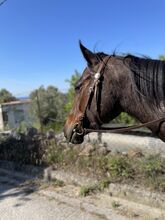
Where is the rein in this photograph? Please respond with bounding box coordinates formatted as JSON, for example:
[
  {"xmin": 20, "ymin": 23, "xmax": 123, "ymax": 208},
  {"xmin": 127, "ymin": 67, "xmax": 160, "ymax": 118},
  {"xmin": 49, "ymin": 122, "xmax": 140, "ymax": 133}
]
[
  {"xmin": 75, "ymin": 56, "xmax": 165, "ymax": 136},
  {"xmin": 84, "ymin": 117, "xmax": 165, "ymax": 134}
]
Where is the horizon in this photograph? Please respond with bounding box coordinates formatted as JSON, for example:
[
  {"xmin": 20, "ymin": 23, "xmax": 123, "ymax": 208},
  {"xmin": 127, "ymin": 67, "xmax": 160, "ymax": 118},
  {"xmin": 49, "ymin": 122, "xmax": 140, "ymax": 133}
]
[{"xmin": 0, "ymin": 0, "xmax": 165, "ymax": 97}]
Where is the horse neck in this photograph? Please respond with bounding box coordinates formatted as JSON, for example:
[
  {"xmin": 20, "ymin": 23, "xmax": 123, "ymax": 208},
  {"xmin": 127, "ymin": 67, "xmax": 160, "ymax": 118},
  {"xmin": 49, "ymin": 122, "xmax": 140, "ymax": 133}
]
[{"xmin": 120, "ymin": 84, "xmax": 162, "ymax": 124}]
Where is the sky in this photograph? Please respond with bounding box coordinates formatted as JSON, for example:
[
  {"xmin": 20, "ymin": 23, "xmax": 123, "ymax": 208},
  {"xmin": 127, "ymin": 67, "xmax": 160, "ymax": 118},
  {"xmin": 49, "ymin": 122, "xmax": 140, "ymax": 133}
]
[{"xmin": 0, "ymin": 0, "xmax": 165, "ymax": 97}]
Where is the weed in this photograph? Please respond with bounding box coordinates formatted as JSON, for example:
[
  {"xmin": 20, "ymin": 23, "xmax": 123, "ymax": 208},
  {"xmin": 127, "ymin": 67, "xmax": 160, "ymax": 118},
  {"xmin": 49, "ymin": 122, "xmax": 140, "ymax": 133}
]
[
  {"xmin": 51, "ymin": 178, "xmax": 65, "ymax": 187},
  {"xmin": 79, "ymin": 185, "xmax": 97, "ymax": 197},
  {"xmin": 140, "ymin": 155, "xmax": 165, "ymax": 178},
  {"xmin": 45, "ymin": 142, "xmax": 165, "ymax": 193},
  {"xmin": 111, "ymin": 200, "xmax": 121, "ymax": 208},
  {"xmin": 91, "ymin": 212, "xmax": 108, "ymax": 220},
  {"xmin": 97, "ymin": 179, "xmax": 110, "ymax": 191},
  {"xmin": 80, "ymin": 179, "xmax": 110, "ymax": 197},
  {"xmin": 106, "ymin": 155, "xmax": 134, "ymax": 179}
]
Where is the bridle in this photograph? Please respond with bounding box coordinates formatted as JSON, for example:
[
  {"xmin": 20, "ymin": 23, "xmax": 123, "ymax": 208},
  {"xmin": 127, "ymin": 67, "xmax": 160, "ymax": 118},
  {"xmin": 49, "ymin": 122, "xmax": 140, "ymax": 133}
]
[
  {"xmin": 73, "ymin": 56, "xmax": 165, "ymax": 137},
  {"xmin": 72, "ymin": 55, "xmax": 111, "ymax": 136}
]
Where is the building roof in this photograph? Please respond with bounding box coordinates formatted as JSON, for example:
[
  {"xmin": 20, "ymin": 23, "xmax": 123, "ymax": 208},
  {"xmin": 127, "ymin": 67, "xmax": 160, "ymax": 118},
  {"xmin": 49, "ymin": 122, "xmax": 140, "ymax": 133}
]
[{"xmin": 0, "ymin": 99, "xmax": 31, "ymax": 106}]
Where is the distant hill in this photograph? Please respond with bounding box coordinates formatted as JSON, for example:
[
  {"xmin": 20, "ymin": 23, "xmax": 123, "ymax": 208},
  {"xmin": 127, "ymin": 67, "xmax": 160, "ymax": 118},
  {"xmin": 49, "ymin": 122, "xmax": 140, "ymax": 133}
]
[{"xmin": 17, "ymin": 96, "xmax": 29, "ymax": 101}]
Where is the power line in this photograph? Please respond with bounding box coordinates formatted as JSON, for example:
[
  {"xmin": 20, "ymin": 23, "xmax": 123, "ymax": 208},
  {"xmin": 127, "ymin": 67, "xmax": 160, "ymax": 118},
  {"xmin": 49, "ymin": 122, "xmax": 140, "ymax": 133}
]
[{"xmin": 0, "ymin": 0, "xmax": 7, "ymax": 6}]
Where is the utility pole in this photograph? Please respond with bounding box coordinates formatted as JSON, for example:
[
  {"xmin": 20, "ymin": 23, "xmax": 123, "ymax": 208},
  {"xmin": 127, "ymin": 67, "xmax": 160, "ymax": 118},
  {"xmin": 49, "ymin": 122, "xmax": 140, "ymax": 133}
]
[{"xmin": 36, "ymin": 90, "xmax": 43, "ymax": 133}]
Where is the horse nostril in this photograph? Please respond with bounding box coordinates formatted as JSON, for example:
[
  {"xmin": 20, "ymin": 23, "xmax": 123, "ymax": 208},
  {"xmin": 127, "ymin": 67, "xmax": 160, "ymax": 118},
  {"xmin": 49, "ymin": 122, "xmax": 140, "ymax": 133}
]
[{"xmin": 63, "ymin": 123, "xmax": 75, "ymax": 142}]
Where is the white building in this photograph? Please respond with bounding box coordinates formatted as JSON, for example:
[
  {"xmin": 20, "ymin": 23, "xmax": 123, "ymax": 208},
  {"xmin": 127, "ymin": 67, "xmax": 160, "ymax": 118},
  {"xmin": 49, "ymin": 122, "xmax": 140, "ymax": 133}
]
[{"xmin": 0, "ymin": 99, "xmax": 32, "ymax": 130}]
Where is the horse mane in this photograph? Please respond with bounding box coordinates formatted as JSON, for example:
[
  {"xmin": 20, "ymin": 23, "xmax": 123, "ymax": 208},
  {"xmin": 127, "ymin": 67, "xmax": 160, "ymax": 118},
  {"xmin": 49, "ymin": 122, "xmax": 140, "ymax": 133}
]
[
  {"xmin": 124, "ymin": 55, "xmax": 165, "ymax": 105},
  {"xmin": 94, "ymin": 50, "xmax": 165, "ymax": 105}
]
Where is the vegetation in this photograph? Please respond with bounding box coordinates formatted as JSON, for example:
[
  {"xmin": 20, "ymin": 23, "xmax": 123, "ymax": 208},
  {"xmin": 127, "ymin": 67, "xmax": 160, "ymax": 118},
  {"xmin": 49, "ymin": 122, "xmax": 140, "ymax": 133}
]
[
  {"xmin": 29, "ymin": 85, "xmax": 67, "ymax": 132},
  {"xmin": 65, "ymin": 70, "xmax": 80, "ymax": 113},
  {"xmin": 0, "ymin": 127, "xmax": 164, "ymax": 193},
  {"xmin": 159, "ymin": 55, "xmax": 165, "ymax": 60},
  {"xmin": 27, "ymin": 71, "xmax": 80, "ymax": 132},
  {"xmin": 80, "ymin": 179, "xmax": 110, "ymax": 197},
  {"xmin": 111, "ymin": 201, "xmax": 121, "ymax": 208},
  {"xmin": 44, "ymin": 142, "xmax": 165, "ymax": 193},
  {"xmin": 0, "ymin": 133, "xmax": 46, "ymax": 165},
  {"xmin": 112, "ymin": 112, "xmax": 137, "ymax": 125},
  {"xmin": 0, "ymin": 89, "xmax": 17, "ymax": 103}
]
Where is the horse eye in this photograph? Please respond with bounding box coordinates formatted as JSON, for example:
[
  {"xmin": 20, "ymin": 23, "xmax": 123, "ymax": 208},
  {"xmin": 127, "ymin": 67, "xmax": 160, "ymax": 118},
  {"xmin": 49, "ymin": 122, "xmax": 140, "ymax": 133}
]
[
  {"xmin": 75, "ymin": 83, "xmax": 81, "ymax": 91},
  {"xmin": 75, "ymin": 86, "xmax": 80, "ymax": 92}
]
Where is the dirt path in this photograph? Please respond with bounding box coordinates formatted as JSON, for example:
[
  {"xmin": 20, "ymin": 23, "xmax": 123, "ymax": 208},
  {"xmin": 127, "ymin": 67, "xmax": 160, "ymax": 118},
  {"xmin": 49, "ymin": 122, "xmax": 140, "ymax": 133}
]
[
  {"xmin": 0, "ymin": 167, "xmax": 165, "ymax": 220},
  {"xmin": 40, "ymin": 184, "xmax": 165, "ymax": 220},
  {"xmin": 0, "ymin": 168, "xmax": 127, "ymax": 220}
]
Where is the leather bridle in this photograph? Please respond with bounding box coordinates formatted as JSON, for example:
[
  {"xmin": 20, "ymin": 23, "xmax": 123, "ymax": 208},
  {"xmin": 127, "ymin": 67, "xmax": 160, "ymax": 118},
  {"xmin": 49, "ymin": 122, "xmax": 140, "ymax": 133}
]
[
  {"xmin": 72, "ymin": 56, "xmax": 111, "ymax": 136},
  {"xmin": 73, "ymin": 55, "xmax": 165, "ymax": 136}
]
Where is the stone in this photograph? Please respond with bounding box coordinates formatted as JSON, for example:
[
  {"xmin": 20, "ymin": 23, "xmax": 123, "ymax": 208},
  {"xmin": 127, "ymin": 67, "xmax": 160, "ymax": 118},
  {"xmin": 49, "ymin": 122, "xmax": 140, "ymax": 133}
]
[
  {"xmin": 79, "ymin": 143, "xmax": 94, "ymax": 156},
  {"xmin": 26, "ymin": 127, "xmax": 38, "ymax": 137},
  {"xmin": 46, "ymin": 129, "xmax": 55, "ymax": 139},
  {"xmin": 128, "ymin": 148, "xmax": 143, "ymax": 158},
  {"xmin": 97, "ymin": 146, "xmax": 108, "ymax": 156}
]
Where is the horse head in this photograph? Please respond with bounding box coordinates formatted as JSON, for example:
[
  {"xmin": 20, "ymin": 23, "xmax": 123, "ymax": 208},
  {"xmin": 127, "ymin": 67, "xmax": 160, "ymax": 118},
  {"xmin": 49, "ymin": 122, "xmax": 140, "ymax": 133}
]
[{"xmin": 64, "ymin": 42, "xmax": 123, "ymax": 144}]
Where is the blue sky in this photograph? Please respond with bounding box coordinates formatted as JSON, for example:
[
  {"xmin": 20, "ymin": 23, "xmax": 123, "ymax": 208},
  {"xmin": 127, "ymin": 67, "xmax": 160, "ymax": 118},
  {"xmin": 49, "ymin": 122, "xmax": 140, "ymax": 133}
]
[{"xmin": 0, "ymin": 0, "xmax": 165, "ymax": 96}]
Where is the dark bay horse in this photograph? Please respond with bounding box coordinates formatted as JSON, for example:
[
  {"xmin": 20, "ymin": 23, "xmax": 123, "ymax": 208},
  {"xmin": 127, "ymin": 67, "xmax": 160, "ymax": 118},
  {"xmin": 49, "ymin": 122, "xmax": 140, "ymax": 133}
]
[{"xmin": 64, "ymin": 42, "xmax": 165, "ymax": 144}]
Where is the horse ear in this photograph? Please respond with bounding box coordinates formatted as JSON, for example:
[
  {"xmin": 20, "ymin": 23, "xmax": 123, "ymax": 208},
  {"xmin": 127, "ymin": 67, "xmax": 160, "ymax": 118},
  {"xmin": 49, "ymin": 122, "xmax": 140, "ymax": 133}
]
[{"xmin": 79, "ymin": 41, "xmax": 98, "ymax": 66}]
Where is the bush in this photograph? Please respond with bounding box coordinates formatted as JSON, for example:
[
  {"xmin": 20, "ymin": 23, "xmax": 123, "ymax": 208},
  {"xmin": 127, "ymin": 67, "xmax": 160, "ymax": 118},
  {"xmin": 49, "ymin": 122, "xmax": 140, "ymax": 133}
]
[
  {"xmin": 0, "ymin": 133, "xmax": 46, "ymax": 165},
  {"xmin": 106, "ymin": 155, "xmax": 134, "ymax": 179}
]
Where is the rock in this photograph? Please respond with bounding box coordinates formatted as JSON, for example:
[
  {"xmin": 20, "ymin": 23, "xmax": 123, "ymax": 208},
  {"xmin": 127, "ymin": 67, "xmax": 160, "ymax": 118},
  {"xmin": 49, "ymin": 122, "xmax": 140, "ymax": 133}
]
[
  {"xmin": 44, "ymin": 166, "xmax": 54, "ymax": 182},
  {"xmin": 10, "ymin": 131, "xmax": 22, "ymax": 140},
  {"xmin": 26, "ymin": 127, "xmax": 38, "ymax": 137},
  {"xmin": 79, "ymin": 143, "xmax": 95, "ymax": 156},
  {"xmin": 46, "ymin": 129, "xmax": 55, "ymax": 139},
  {"xmin": 128, "ymin": 148, "xmax": 143, "ymax": 158},
  {"xmin": 56, "ymin": 133, "xmax": 66, "ymax": 142},
  {"xmin": 60, "ymin": 142, "xmax": 69, "ymax": 149},
  {"xmin": 97, "ymin": 146, "xmax": 108, "ymax": 155},
  {"xmin": 97, "ymin": 133, "xmax": 102, "ymax": 143},
  {"xmin": 122, "ymin": 151, "xmax": 128, "ymax": 156},
  {"xmin": 72, "ymin": 144, "xmax": 82, "ymax": 151}
]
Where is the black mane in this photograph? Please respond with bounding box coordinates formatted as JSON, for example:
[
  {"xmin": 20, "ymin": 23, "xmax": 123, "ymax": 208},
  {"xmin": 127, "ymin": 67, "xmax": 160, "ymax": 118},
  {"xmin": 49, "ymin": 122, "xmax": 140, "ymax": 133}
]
[
  {"xmin": 95, "ymin": 50, "xmax": 165, "ymax": 105},
  {"xmin": 124, "ymin": 55, "xmax": 165, "ymax": 105}
]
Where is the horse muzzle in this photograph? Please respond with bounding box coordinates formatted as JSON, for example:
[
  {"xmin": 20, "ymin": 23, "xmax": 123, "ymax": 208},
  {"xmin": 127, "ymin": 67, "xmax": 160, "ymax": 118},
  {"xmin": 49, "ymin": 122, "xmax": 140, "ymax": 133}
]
[{"xmin": 63, "ymin": 122, "xmax": 85, "ymax": 144}]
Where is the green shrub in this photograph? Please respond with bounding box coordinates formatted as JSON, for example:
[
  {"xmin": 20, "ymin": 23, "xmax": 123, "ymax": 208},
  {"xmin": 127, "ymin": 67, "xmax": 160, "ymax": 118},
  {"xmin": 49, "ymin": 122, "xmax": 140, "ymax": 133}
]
[
  {"xmin": 140, "ymin": 155, "xmax": 165, "ymax": 178},
  {"xmin": 106, "ymin": 155, "xmax": 134, "ymax": 179}
]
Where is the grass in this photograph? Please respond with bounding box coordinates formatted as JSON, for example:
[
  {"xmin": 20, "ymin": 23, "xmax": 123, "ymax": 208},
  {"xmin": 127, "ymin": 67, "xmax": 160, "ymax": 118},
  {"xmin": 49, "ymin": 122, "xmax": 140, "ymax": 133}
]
[
  {"xmin": 111, "ymin": 201, "xmax": 121, "ymax": 208},
  {"xmin": 79, "ymin": 179, "xmax": 111, "ymax": 197},
  {"xmin": 50, "ymin": 178, "xmax": 65, "ymax": 188},
  {"xmin": 91, "ymin": 212, "xmax": 108, "ymax": 220},
  {"xmin": 44, "ymin": 143, "xmax": 165, "ymax": 193},
  {"xmin": 79, "ymin": 185, "xmax": 97, "ymax": 197}
]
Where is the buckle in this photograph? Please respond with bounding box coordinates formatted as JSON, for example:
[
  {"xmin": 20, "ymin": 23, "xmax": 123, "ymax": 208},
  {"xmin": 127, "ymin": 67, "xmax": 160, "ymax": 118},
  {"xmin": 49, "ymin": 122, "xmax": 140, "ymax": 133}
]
[
  {"xmin": 73, "ymin": 123, "xmax": 84, "ymax": 136},
  {"xmin": 94, "ymin": 72, "xmax": 101, "ymax": 79}
]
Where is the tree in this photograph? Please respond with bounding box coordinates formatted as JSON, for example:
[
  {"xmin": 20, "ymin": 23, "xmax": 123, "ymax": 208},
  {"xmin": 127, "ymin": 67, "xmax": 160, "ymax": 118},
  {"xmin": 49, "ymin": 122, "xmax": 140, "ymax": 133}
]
[
  {"xmin": 0, "ymin": 89, "xmax": 17, "ymax": 103},
  {"xmin": 30, "ymin": 85, "xmax": 66, "ymax": 131},
  {"xmin": 65, "ymin": 70, "xmax": 80, "ymax": 113},
  {"xmin": 159, "ymin": 55, "xmax": 165, "ymax": 60}
]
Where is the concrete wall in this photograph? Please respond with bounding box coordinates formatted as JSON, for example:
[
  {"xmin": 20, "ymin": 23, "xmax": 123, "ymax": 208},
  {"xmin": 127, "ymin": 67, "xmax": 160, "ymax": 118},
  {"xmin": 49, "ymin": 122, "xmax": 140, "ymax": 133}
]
[
  {"xmin": 86, "ymin": 132, "xmax": 165, "ymax": 157},
  {"xmin": 0, "ymin": 101, "xmax": 31, "ymax": 130}
]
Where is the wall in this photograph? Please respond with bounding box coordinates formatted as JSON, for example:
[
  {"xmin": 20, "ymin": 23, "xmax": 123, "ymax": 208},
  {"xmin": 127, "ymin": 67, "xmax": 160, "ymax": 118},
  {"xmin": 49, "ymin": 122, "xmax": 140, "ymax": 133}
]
[{"xmin": 0, "ymin": 101, "xmax": 31, "ymax": 130}]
